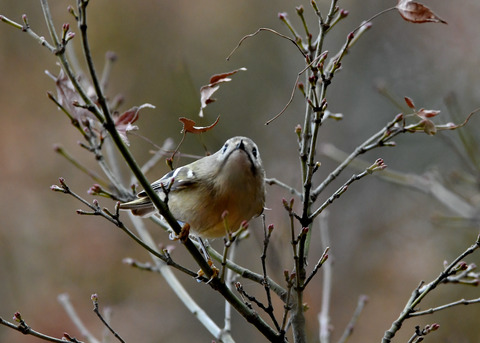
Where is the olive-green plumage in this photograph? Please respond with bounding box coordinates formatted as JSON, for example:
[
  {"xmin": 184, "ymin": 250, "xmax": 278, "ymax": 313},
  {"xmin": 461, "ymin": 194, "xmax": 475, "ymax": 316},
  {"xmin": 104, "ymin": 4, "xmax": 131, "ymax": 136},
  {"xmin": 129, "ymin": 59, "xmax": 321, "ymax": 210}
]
[{"xmin": 119, "ymin": 136, "xmax": 265, "ymax": 238}]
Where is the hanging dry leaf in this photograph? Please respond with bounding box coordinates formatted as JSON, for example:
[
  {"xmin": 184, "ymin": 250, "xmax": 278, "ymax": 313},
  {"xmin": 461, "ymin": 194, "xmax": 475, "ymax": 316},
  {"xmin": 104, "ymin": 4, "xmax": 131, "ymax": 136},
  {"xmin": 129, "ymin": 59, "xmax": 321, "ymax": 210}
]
[
  {"xmin": 199, "ymin": 68, "xmax": 247, "ymax": 117},
  {"xmin": 52, "ymin": 69, "xmax": 95, "ymax": 122},
  {"xmin": 179, "ymin": 115, "xmax": 220, "ymax": 134},
  {"xmin": 114, "ymin": 103, "xmax": 155, "ymax": 145},
  {"xmin": 396, "ymin": 0, "xmax": 447, "ymax": 24}
]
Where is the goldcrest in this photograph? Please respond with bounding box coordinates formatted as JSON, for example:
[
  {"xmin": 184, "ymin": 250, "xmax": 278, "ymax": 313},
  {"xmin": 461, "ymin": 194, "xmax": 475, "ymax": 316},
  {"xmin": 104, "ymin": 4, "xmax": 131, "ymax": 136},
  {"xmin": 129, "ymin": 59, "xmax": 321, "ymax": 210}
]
[{"xmin": 120, "ymin": 136, "xmax": 265, "ymax": 238}]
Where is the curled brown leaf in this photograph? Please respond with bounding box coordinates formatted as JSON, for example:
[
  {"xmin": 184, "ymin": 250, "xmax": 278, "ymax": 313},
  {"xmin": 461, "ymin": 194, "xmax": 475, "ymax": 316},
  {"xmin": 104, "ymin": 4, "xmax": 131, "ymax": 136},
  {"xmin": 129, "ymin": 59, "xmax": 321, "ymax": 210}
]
[
  {"xmin": 396, "ymin": 0, "xmax": 447, "ymax": 24},
  {"xmin": 199, "ymin": 68, "xmax": 246, "ymax": 117},
  {"xmin": 114, "ymin": 103, "xmax": 155, "ymax": 145},
  {"xmin": 179, "ymin": 115, "xmax": 220, "ymax": 134}
]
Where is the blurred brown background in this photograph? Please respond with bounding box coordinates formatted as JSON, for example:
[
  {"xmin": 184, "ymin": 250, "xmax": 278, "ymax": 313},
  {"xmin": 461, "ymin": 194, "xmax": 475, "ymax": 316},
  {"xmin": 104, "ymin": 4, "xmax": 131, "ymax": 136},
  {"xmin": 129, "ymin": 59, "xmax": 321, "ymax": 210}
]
[{"xmin": 1, "ymin": 0, "xmax": 479, "ymax": 342}]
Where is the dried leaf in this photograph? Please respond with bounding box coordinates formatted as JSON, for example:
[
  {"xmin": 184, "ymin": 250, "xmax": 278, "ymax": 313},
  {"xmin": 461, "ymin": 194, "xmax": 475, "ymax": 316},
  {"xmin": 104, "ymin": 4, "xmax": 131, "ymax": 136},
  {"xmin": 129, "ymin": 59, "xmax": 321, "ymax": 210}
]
[
  {"xmin": 396, "ymin": 0, "xmax": 447, "ymax": 24},
  {"xmin": 199, "ymin": 67, "xmax": 246, "ymax": 117},
  {"xmin": 179, "ymin": 115, "xmax": 220, "ymax": 134},
  {"xmin": 417, "ymin": 108, "xmax": 440, "ymax": 119},
  {"xmin": 404, "ymin": 96, "xmax": 416, "ymax": 109},
  {"xmin": 52, "ymin": 69, "xmax": 95, "ymax": 122},
  {"xmin": 115, "ymin": 103, "xmax": 155, "ymax": 145}
]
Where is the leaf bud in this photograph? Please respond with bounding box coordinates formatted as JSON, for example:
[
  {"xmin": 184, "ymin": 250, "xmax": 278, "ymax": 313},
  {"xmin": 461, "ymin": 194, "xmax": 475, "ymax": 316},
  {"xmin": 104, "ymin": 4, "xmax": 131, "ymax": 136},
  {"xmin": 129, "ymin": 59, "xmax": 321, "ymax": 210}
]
[
  {"xmin": 268, "ymin": 224, "xmax": 274, "ymax": 233},
  {"xmin": 278, "ymin": 12, "xmax": 287, "ymax": 21},
  {"xmin": 13, "ymin": 312, "xmax": 22, "ymax": 322},
  {"xmin": 394, "ymin": 113, "xmax": 404, "ymax": 122},
  {"xmin": 295, "ymin": 124, "xmax": 302, "ymax": 135}
]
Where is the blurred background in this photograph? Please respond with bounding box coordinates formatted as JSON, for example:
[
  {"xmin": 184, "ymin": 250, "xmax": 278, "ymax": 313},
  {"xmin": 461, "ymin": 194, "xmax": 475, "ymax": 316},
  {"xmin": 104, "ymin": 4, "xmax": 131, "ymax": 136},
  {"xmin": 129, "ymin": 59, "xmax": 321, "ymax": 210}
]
[{"xmin": 1, "ymin": 0, "xmax": 479, "ymax": 342}]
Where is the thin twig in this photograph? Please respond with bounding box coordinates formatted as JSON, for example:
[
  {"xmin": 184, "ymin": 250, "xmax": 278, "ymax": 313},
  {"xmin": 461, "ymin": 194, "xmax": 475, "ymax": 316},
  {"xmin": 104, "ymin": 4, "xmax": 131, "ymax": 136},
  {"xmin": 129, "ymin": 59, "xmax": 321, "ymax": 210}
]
[
  {"xmin": 310, "ymin": 158, "xmax": 386, "ymax": 221},
  {"xmin": 319, "ymin": 143, "xmax": 477, "ymax": 218},
  {"xmin": 337, "ymin": 295, "xmax": 368, "ymax": 343},
  {"xmin": 382, "ymin": 234, "xmax": 480, "ymax": 343},
  {"xmin": 265, "ymin": 178, "xmax": 302, "ymax": 198},
  {"xmin": 265, "ymin": 54, "xmax": 325, "ymax": 125},
  {"xmin": 409, "ymin": 297, "xmax": 480, "ymax": 317},
  {"xmin": 91, "ymin": 295, "xmax": 126, "ymax": 343},
  {"xmin": 0, "ymin": 315, "xmax": 82, "ymax": 343},
  {"xmin": 226, "ymin": 27, "xmax": 306, "ymax": 61},
  {"xmin": 58, "ymin": 293, "xmax": 100, "ymax": 343},
  {"xmin": 303, "ymin": 247, "xmax": 329, "ymax": 289},
  {"xmin": 312, "ymin": 114, "xmax": 402, "ymax": 198},
  {"xmin": 51, "ymin": 178, "xmax": 200, "ymax": 278},
  {"xmin": 261, "ymin": 218, "xmax": 281, "ymax": 331},
  {"xmin": 0, "ymin": 14, "xmax": 56, "ymax": 52},
  {"xmin": 206, "ymin": 243, "xmax": 288, "ymax": 301},
  {"xmin": 54, "ymin": 145, "xmax": 110, "ymax": 188}
]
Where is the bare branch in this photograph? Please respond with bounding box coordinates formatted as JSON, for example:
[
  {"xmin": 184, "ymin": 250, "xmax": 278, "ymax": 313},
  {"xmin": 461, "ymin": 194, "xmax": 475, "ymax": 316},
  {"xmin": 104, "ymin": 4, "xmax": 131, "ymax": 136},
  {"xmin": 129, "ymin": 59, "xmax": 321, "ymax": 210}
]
[{"xmin": 409, "ymin": 297, "xmax": 480, "ymax": 317}]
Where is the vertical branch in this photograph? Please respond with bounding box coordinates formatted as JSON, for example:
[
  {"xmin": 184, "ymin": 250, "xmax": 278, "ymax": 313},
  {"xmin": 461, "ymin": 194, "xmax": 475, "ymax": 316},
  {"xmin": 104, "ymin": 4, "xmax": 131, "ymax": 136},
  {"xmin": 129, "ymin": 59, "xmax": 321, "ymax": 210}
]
[
  {"xmin": 318, "ymin": 211, "xmax": 332, "ymax": 343},
  {"xmin": 223, "ymin": 242, "xmax": 236, "ymax": 334},
  {"xmin": 293, "ymin": 2, "xmax": 341, "ymax": 341},
  {"xmin": 260, "ymin": 220, "xmax": 281, "ymax": 332}
]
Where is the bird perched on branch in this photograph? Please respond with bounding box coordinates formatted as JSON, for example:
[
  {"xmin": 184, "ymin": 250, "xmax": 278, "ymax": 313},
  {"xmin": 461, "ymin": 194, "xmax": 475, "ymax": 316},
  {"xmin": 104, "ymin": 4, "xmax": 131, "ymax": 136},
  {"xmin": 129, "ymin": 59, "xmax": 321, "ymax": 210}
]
[{"xmin": 120, "ymin": 136, "xmax": 265, "ymax": 238}]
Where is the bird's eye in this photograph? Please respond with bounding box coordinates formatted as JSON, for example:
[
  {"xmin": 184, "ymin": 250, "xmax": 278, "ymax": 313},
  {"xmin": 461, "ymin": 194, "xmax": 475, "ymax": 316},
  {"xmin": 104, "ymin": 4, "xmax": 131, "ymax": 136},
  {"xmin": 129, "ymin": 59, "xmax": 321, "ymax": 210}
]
[
  {"xmin": 251, "ymin": 147, "xmax": 258, "ymax": 158},
  {"xmin": 222, "ymin": 143, "xmax": 228, "ymax": 153}
]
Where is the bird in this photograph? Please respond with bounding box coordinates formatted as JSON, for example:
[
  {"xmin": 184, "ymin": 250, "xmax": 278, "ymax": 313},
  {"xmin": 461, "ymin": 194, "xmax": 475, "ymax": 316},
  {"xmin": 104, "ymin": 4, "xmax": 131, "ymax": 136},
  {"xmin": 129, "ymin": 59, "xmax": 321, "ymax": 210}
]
[{"xmin": 119, "ymin": 136, "xmax": 265, "ymax": 238}]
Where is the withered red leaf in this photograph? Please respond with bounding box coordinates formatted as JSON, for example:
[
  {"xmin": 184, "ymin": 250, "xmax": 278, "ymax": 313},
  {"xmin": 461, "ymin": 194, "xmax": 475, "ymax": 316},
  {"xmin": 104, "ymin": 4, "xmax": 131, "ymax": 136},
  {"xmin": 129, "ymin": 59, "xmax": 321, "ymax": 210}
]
[
  {"xmin": 52, "ymin": 69, "xmax": 95, "ymax": 122},
  {"xmin": 179, "ymin": 115, "xmax": 220, "ymax": 134},
  {"xmin": 396, "ymin": 0, "xmax": 447, "ymax": 24},
  {"xmin": 199, "ymin": 67, "xmax": 246, "ymax": 117},
  {"xmin": 404, "ymin": 96, "xmax": 416, "ymax": 109},
  {"xmin": 114, "ymin": 103, "xmax": 155, "ymax": 145},
  {"xmin": 209, "ymin": 68, "xmax": 246, "ymax": 84},
  {"xmin": 417, "ymin": 108, "xmax": 440, "ymax": 118}
]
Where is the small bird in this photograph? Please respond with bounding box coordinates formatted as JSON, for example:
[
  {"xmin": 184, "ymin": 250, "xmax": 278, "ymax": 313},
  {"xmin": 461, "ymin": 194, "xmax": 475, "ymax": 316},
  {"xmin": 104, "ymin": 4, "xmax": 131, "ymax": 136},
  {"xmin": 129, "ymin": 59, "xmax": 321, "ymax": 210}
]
[{"xmin": 120, "ymin": 136, "xmax": 266, "ymax": 238}]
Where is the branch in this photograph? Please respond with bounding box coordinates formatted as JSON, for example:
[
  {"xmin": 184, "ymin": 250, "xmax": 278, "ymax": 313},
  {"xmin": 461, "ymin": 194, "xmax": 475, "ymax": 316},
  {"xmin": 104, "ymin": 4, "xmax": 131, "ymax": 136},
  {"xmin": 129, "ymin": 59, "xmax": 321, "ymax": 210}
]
[
  {"xmin": 318, "ymin": 211, "xmax": 332, "ymax": 343},
  {"xmin": 310, "ymin": 158, "xmax": 387, "ymax": 221},
  {"xmin": 206, "ymin": 242, "xmax": 288, "ymax": 301},
  {"xmin": 91, "ymin": 294, "xmax": 125, "ymax": 343},
  {"xmin": 337, "ymin": 295, "xmax": 368, "ymax": 343},
  {"xmin": 128, "ymin": 214, "xmax": 235, "ymax": 343},
  {"xmin": 382, "ymin": 234, "xmax": 480, "ymax": 343},
  {"xmin": 266, "ymin": 177, "xmax": 302, "ymax": 198},
  {"xmin": 409, "ymin": 297, "xmax": 480, "ymax": 317},
  {"xmin": 226, "ymin": 27, "xmax": 306, "ymax": 61},
  {"xmin": 51, "ymin": 178, "xmax": 201, "ymax": 278},
  {"xmin": 0, "ymin": 14, "xmax": 56, "ymax": 52},
  {"xmin": 260, "ymin": 221, "xmax": 281, "ymax": 331},
  {"xmin": 407, "ymin": 323, "xmax": 440, "ymax": 343},
  {"xmin": 312, "ymin": 114, "xmax": 402, "ymax": 198},
  {"xmin": 0, "ymin": 313, "xmax": 83, "ymax": 343},
  {"xmin": 319, "ymin": 143, "xmax": 477, "ymax": 218},
  {"xmin": 58, "ymin": 294, "xmax": 99, "ymax": 343}
]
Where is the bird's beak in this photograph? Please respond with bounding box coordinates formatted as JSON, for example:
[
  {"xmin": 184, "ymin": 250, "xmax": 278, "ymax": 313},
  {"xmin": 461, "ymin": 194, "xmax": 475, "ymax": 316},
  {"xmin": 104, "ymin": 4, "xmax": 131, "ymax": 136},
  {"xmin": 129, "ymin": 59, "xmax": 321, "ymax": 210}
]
[{"xmin": 237, "ymin": 139, "xmax": 245, "ymax": 151}]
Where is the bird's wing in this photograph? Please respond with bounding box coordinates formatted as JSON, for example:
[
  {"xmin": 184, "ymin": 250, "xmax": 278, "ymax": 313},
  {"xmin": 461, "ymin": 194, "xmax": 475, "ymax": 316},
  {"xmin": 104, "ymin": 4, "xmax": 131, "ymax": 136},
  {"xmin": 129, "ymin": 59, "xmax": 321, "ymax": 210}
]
[{"xmin": 137, "ymin": 165, "xmax": 199, "ymax": 197}]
